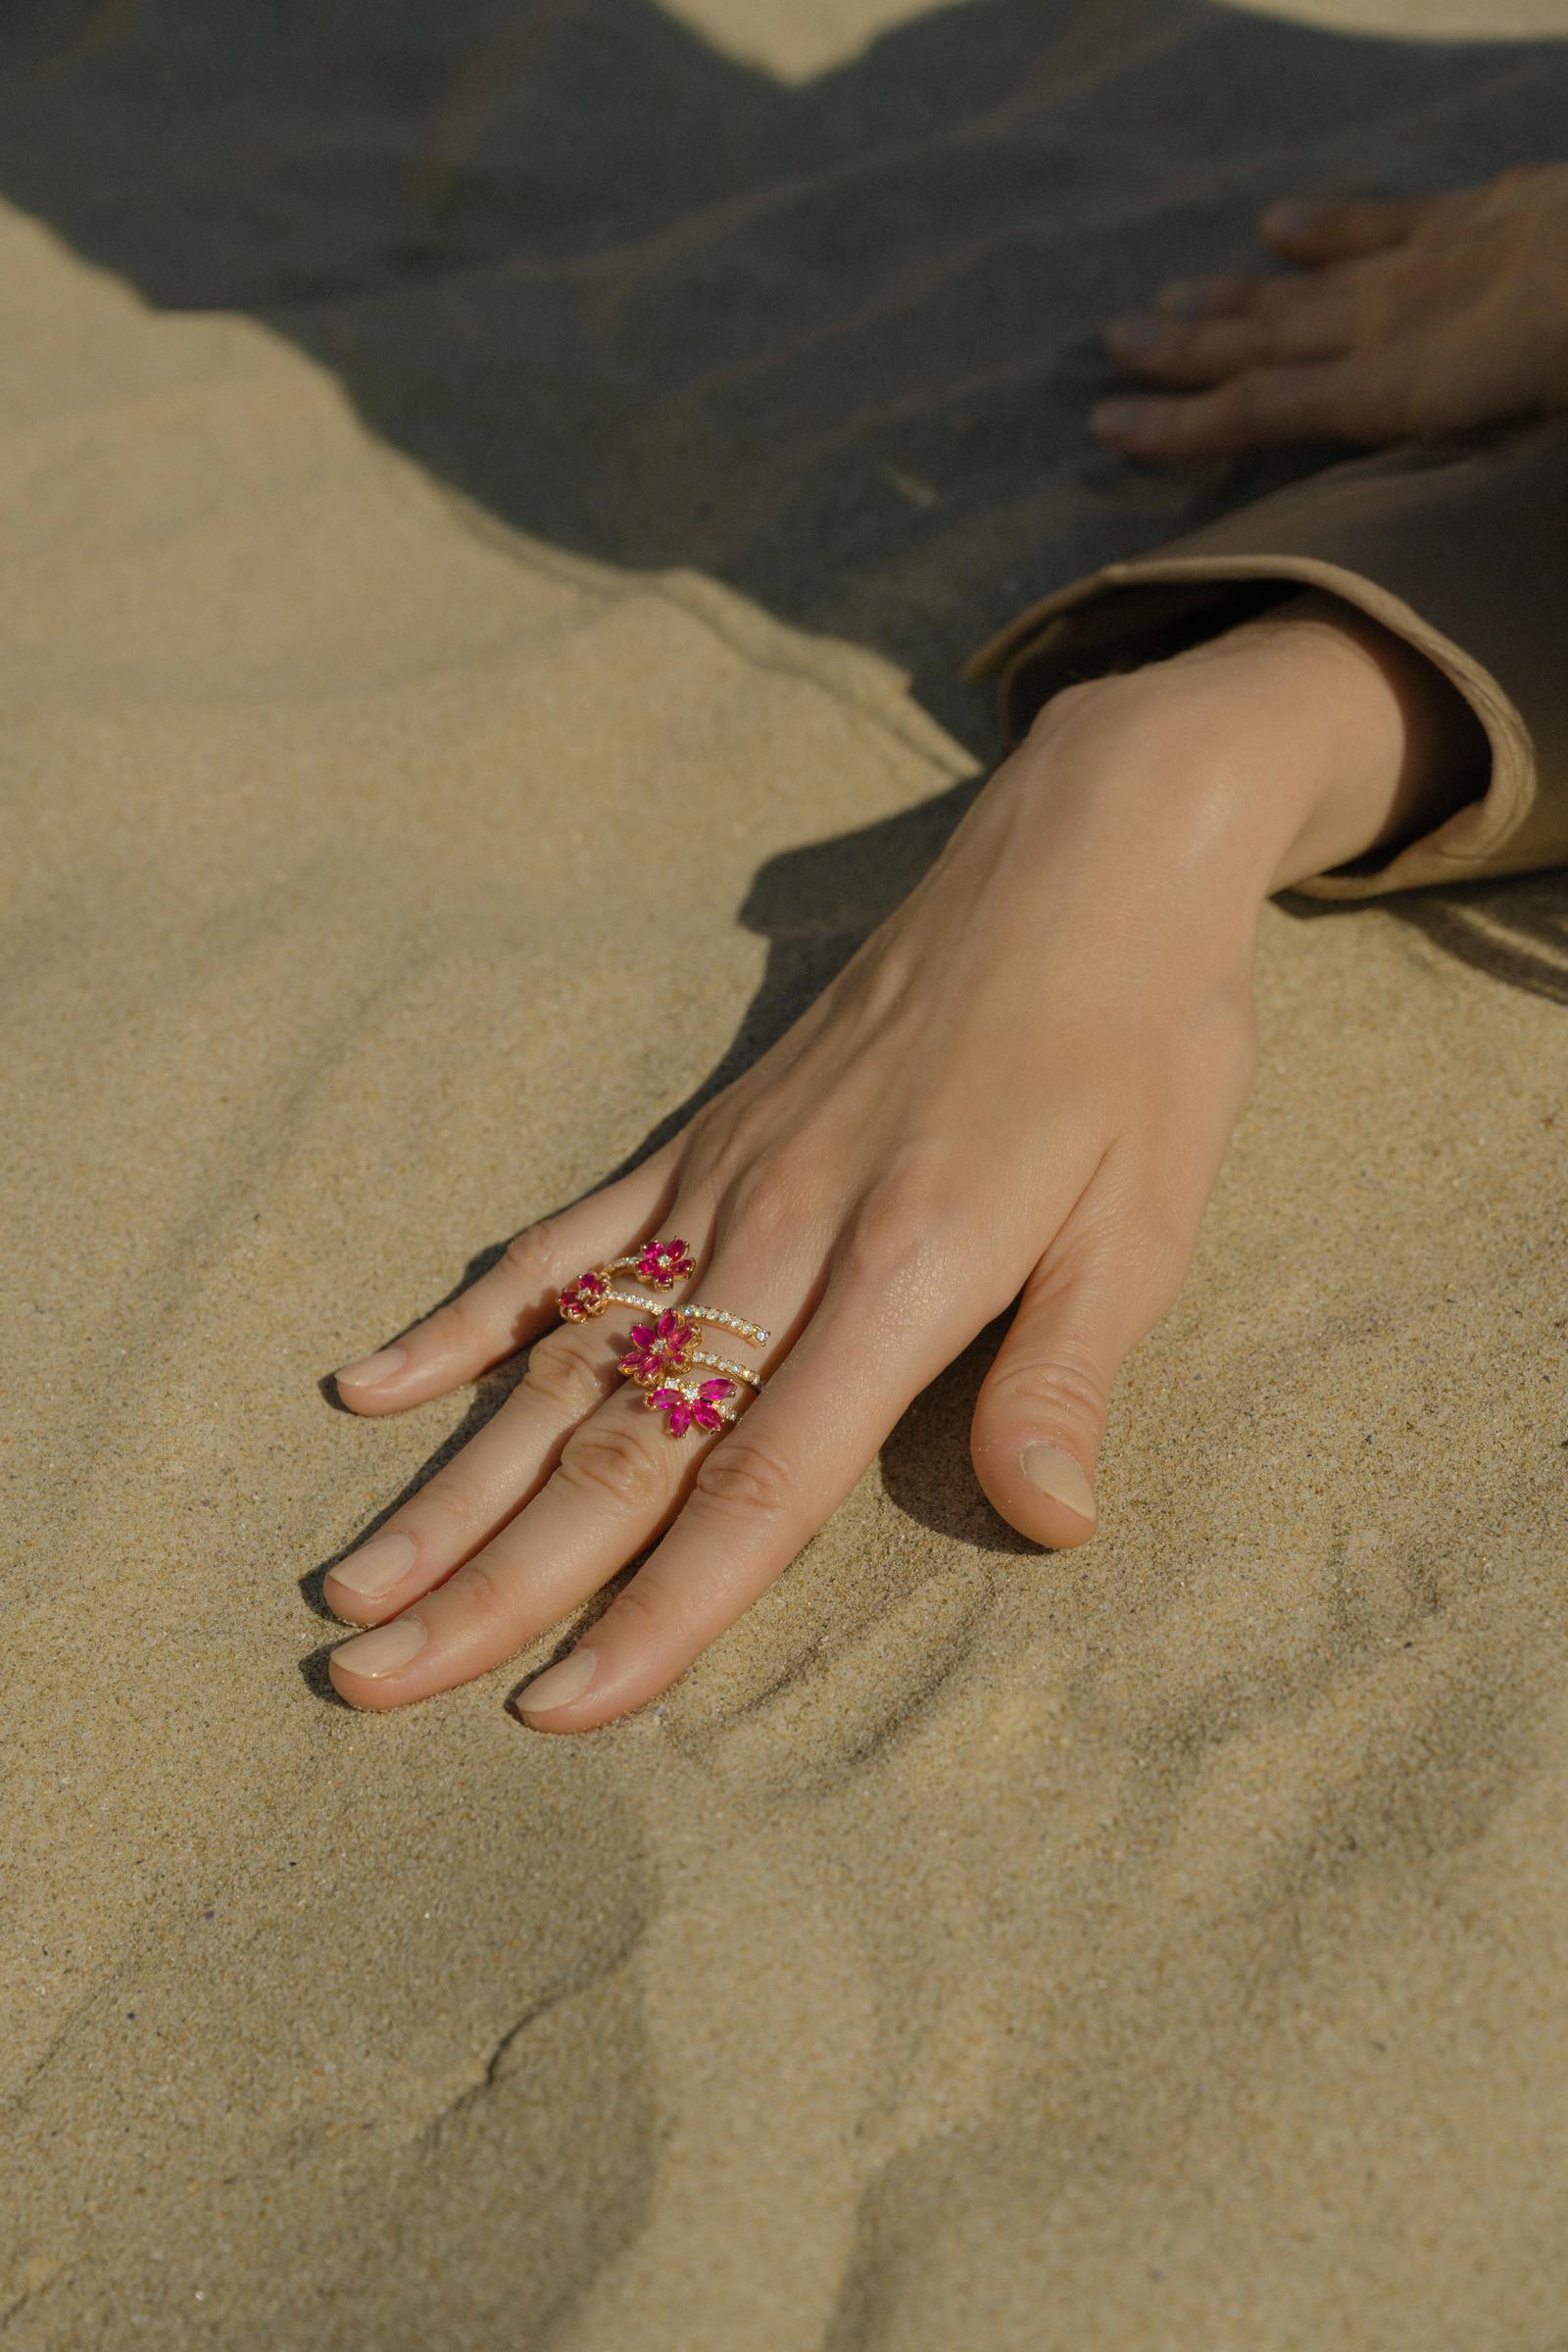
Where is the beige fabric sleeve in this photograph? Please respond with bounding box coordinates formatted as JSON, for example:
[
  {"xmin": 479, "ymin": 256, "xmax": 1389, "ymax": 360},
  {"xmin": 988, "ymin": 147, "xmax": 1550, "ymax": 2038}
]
[{"xmin": 962, "ymin": 422, "xmax": 1568, "ymax": 899}]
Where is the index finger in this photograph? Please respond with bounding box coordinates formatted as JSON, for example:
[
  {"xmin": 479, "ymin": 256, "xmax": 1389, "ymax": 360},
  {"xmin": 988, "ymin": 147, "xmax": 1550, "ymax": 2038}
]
[{"xmin": 332, "ymin": 1145, "xmax": 681, "ymax": 1413}]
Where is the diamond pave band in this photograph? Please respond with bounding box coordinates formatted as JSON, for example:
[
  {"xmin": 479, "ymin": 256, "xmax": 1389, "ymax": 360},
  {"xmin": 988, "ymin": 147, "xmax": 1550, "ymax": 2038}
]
[{"xmin": 556, "ymin": 1238, "xmax": 770, "ymax": 1438}]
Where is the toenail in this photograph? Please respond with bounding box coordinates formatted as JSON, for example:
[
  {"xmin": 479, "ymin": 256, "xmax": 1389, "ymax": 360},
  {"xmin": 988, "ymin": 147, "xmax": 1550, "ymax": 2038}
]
[
  {"xmin": 336, "ymin": 1345, "xmax": 408, "ymax": 1390},
  {"xmin": 516, "ymin": 1648, "xmax": 599, "ymax": 1718},
  {"xmin": 333, "ymin": 1615, "xmax": 427, "ymax": 1679},
  {"xmin": 1109, "ymin": 313, "xmax": 1162, "ymax": 353},
  {"xmin": 1019, "ymin": 1444, "xmax": 1097, "ymax": 1522},
  {"xmin": 329, "ymin": 1528, "xmax": 416, "ymax": 1600}
]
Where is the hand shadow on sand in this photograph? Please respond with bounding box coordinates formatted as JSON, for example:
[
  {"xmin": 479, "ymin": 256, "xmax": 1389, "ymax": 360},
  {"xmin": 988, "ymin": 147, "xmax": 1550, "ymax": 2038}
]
[
  {"xmin": 1285, "ymin": 865, "xmax": 1568, "ymax": 1004},
  {"xmin": 9, "ymin": 0, "xmax": 1567, "ymax": 1004},
  {"xmin": 9, "ymin": 0, "xmax": 1567, "ymax": 979},
  {"xmin": 10, "ymin": 0, "xmax": 1561, "ymax": 1653},
  {"xmin": 6, "ymin": 0, "xmax": 1568, "ymax": 741}
]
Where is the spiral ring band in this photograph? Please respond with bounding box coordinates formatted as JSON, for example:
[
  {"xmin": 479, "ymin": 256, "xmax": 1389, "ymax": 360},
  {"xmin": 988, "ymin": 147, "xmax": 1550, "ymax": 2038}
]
[{"xmin": 556, "ymin": 1237, "xmax": 770, "ymax": 1438}]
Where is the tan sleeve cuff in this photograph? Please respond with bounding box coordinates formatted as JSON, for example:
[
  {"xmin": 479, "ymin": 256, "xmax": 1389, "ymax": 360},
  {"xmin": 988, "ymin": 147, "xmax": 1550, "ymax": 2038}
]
[{"xmin": 962, "ymin": 424, "xmax": 1568, "ymax": 899}]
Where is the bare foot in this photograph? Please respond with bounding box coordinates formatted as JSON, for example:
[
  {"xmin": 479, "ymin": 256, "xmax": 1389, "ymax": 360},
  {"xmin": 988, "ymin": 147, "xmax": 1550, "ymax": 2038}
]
[{"xmin": 1093, "ymin": 163, "xmax": 1568, "ymax": 462}]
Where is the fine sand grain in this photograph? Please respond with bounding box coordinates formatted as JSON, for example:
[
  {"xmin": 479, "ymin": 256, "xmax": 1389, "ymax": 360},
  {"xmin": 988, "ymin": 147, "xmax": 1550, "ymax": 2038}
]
[{"xmin": 4, "ymin": 4, "xmax": 1567, "ymax": 2345}]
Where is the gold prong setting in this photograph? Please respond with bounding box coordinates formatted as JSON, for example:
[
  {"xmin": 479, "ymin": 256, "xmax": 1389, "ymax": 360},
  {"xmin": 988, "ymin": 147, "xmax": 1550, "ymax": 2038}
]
[{"xmin": 556, "ymin": 1237, "xmax": 772, "ymax": 1438}]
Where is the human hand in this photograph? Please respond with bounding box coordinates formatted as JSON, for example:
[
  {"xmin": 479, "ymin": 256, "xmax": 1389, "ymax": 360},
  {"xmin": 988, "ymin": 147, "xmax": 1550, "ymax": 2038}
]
[
  {"xmin": 321, "ymin": 598, "xmax": 1459, "ymax": 1731},
  {"xmin": 1094, "ymin": 163, "xmax": 1568, "ymax": 462}
]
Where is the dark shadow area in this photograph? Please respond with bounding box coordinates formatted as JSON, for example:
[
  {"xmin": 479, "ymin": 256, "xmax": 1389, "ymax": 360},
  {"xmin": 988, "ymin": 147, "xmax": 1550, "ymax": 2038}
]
[
  {"xmin": 1386, "ymin": 868, "xmax": 1568, "ymax": 1003},
  {"xmin": 1283, "ymin": 864, "xmax": 1568, "ymax": 1003},
  {"xmin": 5, "ymin": 0, "xmax": 1567, "ymax": 740},
  {"xmin": 879, "ymin": 1311, "xmax": 1044, "ymax": 1550},
  {"xmin": 9, "ymin": 3, "xmax": 1568, "ymax": 1020}
]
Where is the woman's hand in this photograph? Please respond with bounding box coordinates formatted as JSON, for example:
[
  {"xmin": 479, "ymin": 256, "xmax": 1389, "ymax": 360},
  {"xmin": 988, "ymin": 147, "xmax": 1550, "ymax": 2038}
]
[
  {"xmin": 1094, "ymin": 163, "xmax": 1568, "ymax": 462},
  {"xmin": 321, "ymin": 596, "xmax": 1468, "ymax": 1732}
]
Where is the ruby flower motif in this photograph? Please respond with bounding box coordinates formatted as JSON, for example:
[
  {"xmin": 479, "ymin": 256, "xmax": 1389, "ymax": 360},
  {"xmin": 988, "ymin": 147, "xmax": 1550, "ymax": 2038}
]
[
  {"xmin": 634, "ymin": 1235, "xmax": 697, "ymax": 1289},
  {"xmin": 646, "ymin": 1377, "xmax": 736, "ymax": 1437},
  {"xmin": 558, "ymin": 1269, "xmax": 609, "ymax": 1320},
  {"xmin": 617, "ymin": 1310, "xmax": 695, "ymax": 1386}
]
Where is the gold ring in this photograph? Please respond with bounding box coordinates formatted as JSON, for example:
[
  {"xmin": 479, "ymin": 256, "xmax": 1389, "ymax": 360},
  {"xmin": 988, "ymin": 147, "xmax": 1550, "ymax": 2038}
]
[{"xmin": 557, "ymin": 1237, "xmax": 770, "ymax": 1438}]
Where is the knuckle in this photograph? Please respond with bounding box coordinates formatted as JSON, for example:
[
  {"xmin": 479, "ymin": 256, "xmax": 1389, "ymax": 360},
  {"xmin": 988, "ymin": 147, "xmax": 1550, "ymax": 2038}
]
[
  {"xmin": 556, "ymin": 1415, "xmax": 665, "ymax": 1509},
  {"xmin": 521, "ymin": 1331, "xmax": 608, "ymax": 1418},
  {"xmin": 419, "ymin": 1291, "xmax": 501, "ymax": 1361},
  {"xmin": 449, "ymin": 1550, "xmax": 514, "ymax": 1637},
  {"xmin": 601, "ymin": 1570, "xmax": 683, "ymax": 1655},
  {"xmin": 993, "ymin": 1341, "xmax": 1112, "ymax": 1442},
  {"xmin": 504, "ymin": 1219, "xmax": 560, "ymax": 1286},
  {"xmin": 841, "ymin": 1163, "xmax": 949, "ymax": 1288},
  {"xmin": 405, "ymin": 1461, "xmax": 487, "ymax": 1542},
  {"xmin": 419, "ymin": 1296, "xmax": 470, "ymax": 1349},
  {"xmin": 728, "ymin": 1152, "xmax": 817, "ymax": 1252},
  {"xmin": 691, "ymin": 1431, "xmax": 794, "ymax": 1522}
]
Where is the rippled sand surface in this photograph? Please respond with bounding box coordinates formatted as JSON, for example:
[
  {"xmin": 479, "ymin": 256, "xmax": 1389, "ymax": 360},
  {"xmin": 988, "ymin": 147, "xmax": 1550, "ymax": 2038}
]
[{"xmin": 4, "ymin": 3, "xmax": 1567, "ymax": 2344}]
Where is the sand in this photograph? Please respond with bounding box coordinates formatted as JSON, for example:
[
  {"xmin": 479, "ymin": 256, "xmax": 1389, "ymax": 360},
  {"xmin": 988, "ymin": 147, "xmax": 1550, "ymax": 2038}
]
[{"xmin": 4, "ymin": 2, "xmax": 1567, "ymax": 2345}]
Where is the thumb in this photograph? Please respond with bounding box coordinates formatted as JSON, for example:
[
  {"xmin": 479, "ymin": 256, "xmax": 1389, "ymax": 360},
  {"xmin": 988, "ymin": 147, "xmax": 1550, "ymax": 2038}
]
[{"xmin": 970, "ymin": 1219, "xmax": 1181, "ymax": 1549}]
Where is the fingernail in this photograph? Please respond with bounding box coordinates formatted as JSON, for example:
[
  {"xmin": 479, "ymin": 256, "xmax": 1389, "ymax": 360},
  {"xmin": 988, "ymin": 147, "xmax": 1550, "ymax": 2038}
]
[
  {"xmin": 329, "ymin": 1528, "xmax": 416, "ymax": 1599},
  {"xmin": 1090, "ymin": 399, "xmax": 1149, "ymax": 441},
  {"xmin": 336, "ymin": 1345, "xmax": 407, "ymax": 1390},
  {"xmin": 333, "ymin": 1615, "xmax": 427, "ymax": 1679},
  {"xmin": 1019, "ymin": 1444, "xmax": 1097, "ymax": 1522},
  {"xmin": 517, "ymin": 1648, "xmax": 599, "ymax": 1717},
  {"xmin": 1108, "ymin": 312, "xmax": 1161, "ymax": 353}
]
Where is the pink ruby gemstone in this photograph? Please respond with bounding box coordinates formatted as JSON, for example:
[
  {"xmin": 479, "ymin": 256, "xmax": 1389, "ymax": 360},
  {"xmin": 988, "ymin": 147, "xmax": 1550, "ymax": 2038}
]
[
  {"xmin": 665, "ymin": 1403, "xmax": 693, "ymax": 1436},
  {"xmin": 698, "ymin": 1378, "xmax": 735, "ymax": 1400}
]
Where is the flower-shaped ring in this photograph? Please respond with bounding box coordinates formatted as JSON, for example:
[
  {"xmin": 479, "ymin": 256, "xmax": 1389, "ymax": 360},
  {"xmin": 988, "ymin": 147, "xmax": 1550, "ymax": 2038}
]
[{"xmin": 554, "ymin": 1237, "xmax": 771, "ymax": 1438}]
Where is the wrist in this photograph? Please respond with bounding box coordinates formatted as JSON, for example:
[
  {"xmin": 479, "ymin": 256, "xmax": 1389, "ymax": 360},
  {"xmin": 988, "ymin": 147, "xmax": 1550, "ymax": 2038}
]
[{"xmin": 1017, "ymin": 589, "xmax": 1486, "ymax": 901}]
